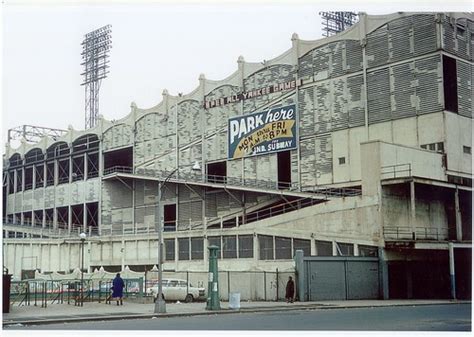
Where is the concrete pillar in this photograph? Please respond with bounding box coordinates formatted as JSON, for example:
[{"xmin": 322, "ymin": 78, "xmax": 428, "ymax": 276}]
[
  {"xmin": 310, "ymin": 238, "xmax": 316, "ymax": 256},
  {"xmin": 332, "ymin": 241, "xmax": 338, "ymax": 256},
  {"xmin": 410, "ymin": 180, "xmax": 416, "ymax": 240},
  {"xmin": 449, "ymin": 242, "xmax": 456, "ymax": 299},
  {"xmin": 354, "ymin": 244, "xmax": 359, "ymax": 256},
  {"xmin": 121, "ymin": 240, "xmax": 125, "ymax": 271},
  {"xmin": 455, "ymin": 188, "xmax": 462, "ymax": 241},
  {"xmin": 378, "ymin": 247, "xmax": 389, "ymax": 300},
  {"xmin": 294, "ymin": 250, "xmax": 305, "ymax": 301}
]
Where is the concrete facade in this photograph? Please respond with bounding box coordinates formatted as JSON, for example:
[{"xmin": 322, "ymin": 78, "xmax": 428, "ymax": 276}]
[{"xmin": 3, "ymin": 12, "xmax": 472, "ymax": 299}]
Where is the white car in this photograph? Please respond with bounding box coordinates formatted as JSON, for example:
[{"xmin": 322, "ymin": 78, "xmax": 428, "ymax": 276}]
[{"xmin": 147, "ymin": 279, "xmax": 205, "ymax": 303}]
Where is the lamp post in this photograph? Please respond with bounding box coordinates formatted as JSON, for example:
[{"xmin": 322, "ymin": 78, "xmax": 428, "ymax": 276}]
[
  {"xmin": 79, "ymin": 232, "xmax": 86, "ymax": 307},
  {"xmin": 154, "ymin": 163, "xmax": 201, "ymax": 314}
]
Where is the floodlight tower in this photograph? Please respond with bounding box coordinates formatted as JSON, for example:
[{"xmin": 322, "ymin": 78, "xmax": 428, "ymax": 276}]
[
  {"xmin": 319, "ymin": 12, "xmax": 358, "ymax": 37},
  {"xmin": 81, "ymin": 25, "xmax": 112, "ymax": 129}
]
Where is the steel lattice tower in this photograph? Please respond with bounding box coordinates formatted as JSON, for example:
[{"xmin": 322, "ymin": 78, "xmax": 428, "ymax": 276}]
[
  {"xmin": 81, "ymin": 25, "xmax": 112, "ymax": 129},
  {"xmin": 319, "ymin": 12, "xmax": 359, "ymax": 37}
]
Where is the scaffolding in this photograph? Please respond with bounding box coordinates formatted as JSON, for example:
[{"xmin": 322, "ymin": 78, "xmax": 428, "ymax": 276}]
[{"xmin": 7, "ymin": 125, "xmax": 67, "ymax": 144}]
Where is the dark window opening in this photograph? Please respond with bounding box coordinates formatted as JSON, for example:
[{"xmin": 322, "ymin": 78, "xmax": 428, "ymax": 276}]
[
  {"xmin": 191, "ymin": 237, "xmax": 204, "ymax": 260},
  {"xmin": 165, "ymin": 239, "xmax": 175, "ymax": 261},
  {"xmin": 45, "ymin": 208, "xmax": 54, "ymax": 228},
  {"xmin": 463, "ymin": 146, "xmax": 471, "ymax": 154},
  {"xmin": 72, "ymin": 134, "xmax": 99, "ymax": 153},
  {"xmin": 277, "ymin": 150, "xmax": 292, "ymax": 189},
  {"xmin": 25, "ymin": 148, "xmax": 44, "ymax": 164},
  {"xmin": 338, "ymin": 157, "xmax": 346, "ymax": 165},
  {"xmin": 164, "ymin": 204, "xmax": 176, "ymax": 231},
  {"xmin": 258, "ymin": 235, "xmax": 274, "ymax": 260},
  {"xmin": 46, "ymin": 162, "xmax": 55, "ymax": 186},
  {"xmin": 315, "ymin": 240, "xmax": 333, "ymax": 256},
  {"xmin": 34, "ymin": 210, "xmax": 43, "ymax": 227},
  {"xmin": 275, "ymin": 237, "xmax": 292, "ymax": 259},
  {"xmin": 238, "ymin": 235, "xmax": 253, "ymax": 258},
  {"xmin": 58, "ymin": 159, "xmax": 69, "ymax": 184},
  {"xmin": 34, "ymin": 164, "xmax": 44, "ymax": 188},
  {"xmin": 293, "ymin": 238, "xmax": 311, "ymax": 257},
  {"xmin": 359, "ymin": 245, "xmax": 378, "ymax": 257},
  {"xmin": 208, "ymin": 236, "xmax": 221, "ymax": 259},
  {"xmin": 178, "ymin": 238, "xmax": 190, "ymax": 260},
  {"xmin": 14, "ymin": 213, "xmax": 22, "ymax": 224},
  {"xmin": 72, "ymin": 155, "xmax": 85, "ymax": 182},
  {"xmin": 8, "ymin": 171, "xmax": 14, "ymax": 194},
  {"xmin": 443, "ymin": 55, "xmax": 458, "ymax": 113},
  {"xmin": 87, "ymin": 152, "xmax": 99, "ymax": 179},
  {"xmin": 47, "ymin": 142, "xmax": 69, "ymax": 159},
  {"xmin": 71, "ymin": 204, "xmax": 84, "ymax": 232},
  {"xmin": 24, "ymin": 167, "xmax": 33, "ymax": 190},
  {"xmin": 104, "ymin": 147, "xmax": 133, "ymax": 173},
  {"xmin": 16, "ymin": 169, "xmax": 23, "ymax": 192},
  {"xmin": 207, "ymin": 161, "xmax": 227, "ymax": 183},
  {"xmin": 9, "ymin": 153, "xmax": 22, "ymax": 168},
  {"xmin": 222, "ymin": 235, "xmax": 237, "ymax": 259},
  {"xmin": 86, "ymin": 202, "xmax": 98, "ymax": 229},
  {"xmin": 57, "ymin": 207, "xmax": 68, "ymax": 229},
  {"xmin": 336, "ymin": 242, "xmax": 354, "ymax": 256},
  {"xmin": 23, "ymin": 211, "xmax": 32, "ymax": 226}
]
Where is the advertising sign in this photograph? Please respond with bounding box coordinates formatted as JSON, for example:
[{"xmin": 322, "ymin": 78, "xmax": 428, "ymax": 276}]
[{"xmin": 228, "ymin": 104, "xmax": 297, "ymax": 159}]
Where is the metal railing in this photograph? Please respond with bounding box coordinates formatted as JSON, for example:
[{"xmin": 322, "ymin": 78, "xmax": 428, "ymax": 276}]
[
  {"xmin": 2, "ymin": 218, "xmax": 99, "ymax": 238},
  {"xmin": 381, "ymin": 163, "xmax": 412, "ymax": 180},
  {"xmin": 383, "ymin": 226, "xmax": 453, "ymax": 241},
  {"xmin": 104, "ymin": 165, "xmax": 361, "ymax": 199}
]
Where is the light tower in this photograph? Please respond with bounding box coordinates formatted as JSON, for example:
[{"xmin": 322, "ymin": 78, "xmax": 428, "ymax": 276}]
[
  {"xmin": 81, "ymin": 24, "xmax": 112, "ymax": 129},
  {"xmin": 319, "ymin": 12, "xmax": 358, "ymax": 37}
]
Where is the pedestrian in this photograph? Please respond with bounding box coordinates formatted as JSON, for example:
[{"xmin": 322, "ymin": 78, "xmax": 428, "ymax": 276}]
[
  {"xmin": 285, "ymin": 276, "xmax": 295, "ymax": 303},
  {"xmin": 112, "ymin": 273, "xmax": 125, "ymax": 306}
]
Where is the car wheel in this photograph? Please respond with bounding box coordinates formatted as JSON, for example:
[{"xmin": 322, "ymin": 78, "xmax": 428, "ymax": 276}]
[{"xmin": 185, "ymin": 294, "xmax": 193, "ymax": 303}]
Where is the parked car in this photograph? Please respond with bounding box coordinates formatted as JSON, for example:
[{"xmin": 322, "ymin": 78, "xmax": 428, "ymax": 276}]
[{"xmin": 147, "ymin": 279, "xmax": 205, "ymax": 303}]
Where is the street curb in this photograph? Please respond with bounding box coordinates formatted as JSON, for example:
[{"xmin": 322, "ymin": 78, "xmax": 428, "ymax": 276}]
[{"xmin": 3, "ymin": 301, "xmax": 470, "ymax": 327}]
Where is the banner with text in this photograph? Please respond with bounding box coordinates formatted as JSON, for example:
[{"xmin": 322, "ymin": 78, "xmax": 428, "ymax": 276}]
[{"xmin": 228, "ymin": 104, "xmax": 297, "ymax": 159}]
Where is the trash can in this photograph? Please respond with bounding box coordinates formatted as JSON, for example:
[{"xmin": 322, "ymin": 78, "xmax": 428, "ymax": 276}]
[
  {"xmin": 229, "ymin": 292, "xmax": 240, "ymax": 310},
  {"xmin": 3, "ymin": 272, "xmax": 12, "ymax": 313}
]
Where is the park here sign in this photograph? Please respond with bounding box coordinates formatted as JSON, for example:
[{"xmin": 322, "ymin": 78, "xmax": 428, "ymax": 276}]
[{"xmin": 228, "ymin": 104, "xmax": 297, "ymax": 159}]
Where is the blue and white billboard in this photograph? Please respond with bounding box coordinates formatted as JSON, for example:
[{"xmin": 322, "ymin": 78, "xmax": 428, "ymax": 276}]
[{"xmin": 228, "ymin": 104, "xmax": 297, "ymax": 159}]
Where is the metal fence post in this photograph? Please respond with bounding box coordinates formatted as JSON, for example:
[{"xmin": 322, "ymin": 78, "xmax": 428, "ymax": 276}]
[
  {"xmin": 227, "ymin": 271, "xmax": 230, "ymax": 299},
  {"xmin": 263, "ymin": 271, "xmax": 267, "ymax": 301}
]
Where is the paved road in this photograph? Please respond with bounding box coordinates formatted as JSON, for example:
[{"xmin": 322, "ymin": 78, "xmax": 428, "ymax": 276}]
[{"xmin": 5, "ymin": 304, "xmax": 471, "ymax": 331}]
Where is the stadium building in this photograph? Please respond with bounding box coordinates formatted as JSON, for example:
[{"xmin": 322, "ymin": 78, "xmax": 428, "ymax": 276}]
[{"xmin": 2, "ymin": 12, "xmax": 472, "ymax": 300}]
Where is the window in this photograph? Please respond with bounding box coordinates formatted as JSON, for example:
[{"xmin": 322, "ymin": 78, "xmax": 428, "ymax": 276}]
[
  {"xmin": 421, "ymin": 142, "xmax": 444, "ymax": 153},
  {"xmin": 168, "ymin": 280, "xmax": 179, "ymax": 287},
  {"xmin": 443, "ymin": 55, "xmax": 458, "ymax": 113},
  {"xmin": 293, "ymin": 239, "xmax": 311, "ymax": 257},
  {"xmin": 359, "ymin": 245, "xmax": 378, "ymax": 257},
  {"xmin": 178, "ymin": 238, "xmax": 190, "ymax": 260},
  {"xmin": 258, "ymin": 235, "xmax": 274, "ymax": 260},
  {"xmin": 463, "ymin": 146, "xmax": 471, "ymax": 154},
  {"xmin": 338, "ymin": 157, "xmax": 346, "ymax": 165},
  {"xmin": 191, "ymin": 237, "xmax": 203, "ymax": 260},
  {"xmin": 164, "ymin": 239, "xmax": 175, "ymax": 261},
  {"xmin": 315, "ymin": 240, "xmax": 333, "ymax": 256},
  {"xmin": 207, "ymin": 161, "xmax": 227, "ymax": 183},
  {"xmin": 222, "ymin": 236, "xmax": 237, "ymax": 259},
  {"xmin": 238, "ymin": 235, "xmax": 253, "ymax": 258},
  {"xmin": 336, "ymin": 242, "xmax": 354, "ymax": 256},
  {"xmin": 275, "ymin": 237, "xmax": 292, "ymax": 259},
  {"xmin": 208, "ymin": 236, "xmax": 221, "ymax": 259}
]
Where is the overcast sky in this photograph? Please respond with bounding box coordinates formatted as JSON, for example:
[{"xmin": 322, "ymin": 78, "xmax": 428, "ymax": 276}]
[{"xmin": 2, "ymin": 1, "xmax": 472, "ymax": 150}]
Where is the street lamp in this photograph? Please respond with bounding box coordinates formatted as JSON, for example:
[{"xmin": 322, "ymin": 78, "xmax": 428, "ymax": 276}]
[
  {"xmin": 79, "ymin": 232, "xmax": 86, "ymax": 307},
  {"xmin": 154, "ymin": 163, "xmax": 201, "ymax": 314}
]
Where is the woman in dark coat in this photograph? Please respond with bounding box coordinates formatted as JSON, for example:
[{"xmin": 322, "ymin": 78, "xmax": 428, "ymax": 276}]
[
  {"xmin": 112, "ymin": 273, "xmax": 125, "ymax": 305},
  {"xmin": 285, "ymin": 276, "xmax": 295, "ymax": 303}
]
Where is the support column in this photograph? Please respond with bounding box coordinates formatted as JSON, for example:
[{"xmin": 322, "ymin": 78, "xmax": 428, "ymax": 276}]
[
  {"xmin": 455, "ymin": 188, "xmax": 462, "ymax": 241},
  {"xmin": 310, "ymin": 238, "xmax": 316, "ymax": 256},
  {"xmin": 294, "ymin": 250, "xmax": 305, "ymax": 301},
  {"xmin": 449, "ymin": 242, "xmax": 456, "ymax": 299},
  {"xmin": 410, "ymin": 180, "xmax": 416, "ymax": 240},
  {"xmin": 378, "ymin": 247, "xmax": 389, "ymax": 300},
  {"xmin": 83, "ymin": 203, "xmax": 87, "ymax": 232}
]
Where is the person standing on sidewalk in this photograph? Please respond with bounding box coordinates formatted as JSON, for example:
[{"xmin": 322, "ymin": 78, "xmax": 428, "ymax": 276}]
[
  {"xmin": 285, "ymin": 276, "xmax": 295, "ymax": 303},
  {"xmin": 112, "ymin": 273, "xmax": 125, "ymax": 306}
]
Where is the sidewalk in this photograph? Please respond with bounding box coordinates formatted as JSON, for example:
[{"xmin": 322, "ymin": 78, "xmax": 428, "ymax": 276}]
[{"xmin": 3, "ymin": 299, "xmax": 469, "ymax": 327}]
